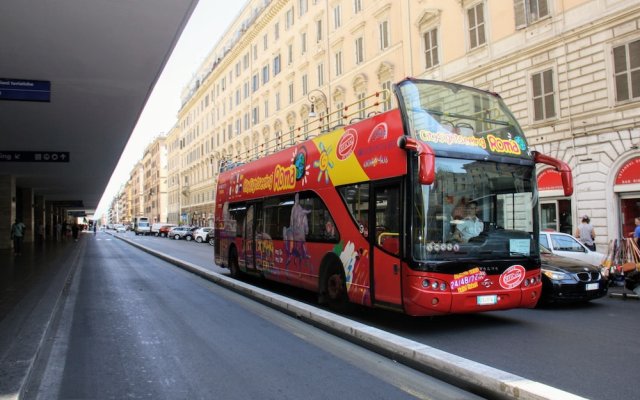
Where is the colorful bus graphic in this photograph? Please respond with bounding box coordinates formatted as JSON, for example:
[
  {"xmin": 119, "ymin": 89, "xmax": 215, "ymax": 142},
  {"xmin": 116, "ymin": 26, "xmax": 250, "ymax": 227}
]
[{"xmin": 214, "ymin": 78, "xmax": 573, "ymax": 316}]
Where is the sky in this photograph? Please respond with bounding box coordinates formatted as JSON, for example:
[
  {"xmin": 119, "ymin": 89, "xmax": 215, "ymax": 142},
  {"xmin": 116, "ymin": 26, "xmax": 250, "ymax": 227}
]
[{"xmin": 93, "ymin": 0, "xmax": 247, "ymax": 218}]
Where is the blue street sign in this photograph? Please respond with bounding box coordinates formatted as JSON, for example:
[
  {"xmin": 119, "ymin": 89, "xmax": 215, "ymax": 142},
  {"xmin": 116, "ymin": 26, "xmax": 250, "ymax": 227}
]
[{"xmin": 0, "ymin": 78, "xmax": 51, "ymax": 102}]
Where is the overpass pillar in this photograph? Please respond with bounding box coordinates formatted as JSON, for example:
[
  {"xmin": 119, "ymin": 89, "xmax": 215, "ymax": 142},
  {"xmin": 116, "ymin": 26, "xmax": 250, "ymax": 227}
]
[
  {"xmin": 34, "ymin": 195, "xmax": 46, "ymax": 241},
  {"xmin": 19, "ymin": 187, "xmax": 35, "ymax": 243},
  {"xmin": 0, "ymin": 175, "xmax": 17, "ymax": 250}
]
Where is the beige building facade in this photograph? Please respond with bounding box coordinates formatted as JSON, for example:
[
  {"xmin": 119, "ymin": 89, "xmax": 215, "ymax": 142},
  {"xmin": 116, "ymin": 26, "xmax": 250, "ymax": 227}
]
[
  {"xmin": 116, "ymin": 0, "xmax": 640, "ymax": 249},
  {"xmin": 141, "ymin": 136, "xmax": 169, "ymax": 224}
]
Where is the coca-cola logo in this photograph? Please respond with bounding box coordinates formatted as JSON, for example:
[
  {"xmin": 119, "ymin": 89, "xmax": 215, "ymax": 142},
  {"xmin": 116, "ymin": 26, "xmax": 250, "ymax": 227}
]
[
  {"xmin": 337, "ymin": 129, "xmax": 357, "ymax": 160},
  {"xmin": 499, "ymin": 265, "xmax": 525, "ymax": 289}
]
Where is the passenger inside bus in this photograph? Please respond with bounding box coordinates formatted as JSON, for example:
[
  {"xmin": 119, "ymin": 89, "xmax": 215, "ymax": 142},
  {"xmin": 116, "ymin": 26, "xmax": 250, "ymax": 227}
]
[{"xmin": 452, "ymin": 201, "xmax": 484, "ymax": 243}]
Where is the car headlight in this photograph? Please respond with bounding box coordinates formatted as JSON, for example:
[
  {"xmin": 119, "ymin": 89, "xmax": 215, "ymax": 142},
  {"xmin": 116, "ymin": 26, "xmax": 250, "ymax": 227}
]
[{"xmin": 542, "ymin": 270, "xmax": 573, "ymax": 281}]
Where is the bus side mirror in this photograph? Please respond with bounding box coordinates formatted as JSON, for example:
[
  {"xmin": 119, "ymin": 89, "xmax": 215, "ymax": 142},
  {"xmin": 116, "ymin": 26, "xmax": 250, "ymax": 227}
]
[
  {"xmin": 532, "ymin": 151, "xmax": 574, "ymax": 196},
  {"xmin": 398, "ymin": 136, "xmax": 435, "ymax": 185}
]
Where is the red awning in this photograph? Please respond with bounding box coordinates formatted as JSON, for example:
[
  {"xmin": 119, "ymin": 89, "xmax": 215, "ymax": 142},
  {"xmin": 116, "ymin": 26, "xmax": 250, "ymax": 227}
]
[
  {"xmin": 616, "ymin": 157, "xmax": 640, "ymax": 185},
  {"xmin": 537, "ymin": 169, "xmax": 563, "ymax": 191}
]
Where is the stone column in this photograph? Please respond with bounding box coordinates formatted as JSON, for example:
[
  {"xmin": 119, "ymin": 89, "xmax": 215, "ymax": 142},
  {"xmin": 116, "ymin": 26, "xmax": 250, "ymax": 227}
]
[
  {"xmin": 0, "ymin": 175, "xmax": 16, "ymax": 250},
  {"xmin": 19, "ymin": 187, "xmax": 35, "ymax": 243},
  {"xmin": 34, "ymin": 195, "xmax": 46, "ymax": 241}
]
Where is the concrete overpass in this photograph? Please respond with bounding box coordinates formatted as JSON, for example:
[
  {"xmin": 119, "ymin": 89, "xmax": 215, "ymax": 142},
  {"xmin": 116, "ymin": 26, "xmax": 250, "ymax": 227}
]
[{"xmin": 0, "ymin": 0, "xmax": 199, "ymax": 249}]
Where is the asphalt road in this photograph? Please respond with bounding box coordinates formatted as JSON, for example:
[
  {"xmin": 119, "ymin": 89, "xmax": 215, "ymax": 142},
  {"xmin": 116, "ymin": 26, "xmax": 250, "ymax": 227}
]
[
  {"xmin": 116, "ymin": 231, "xmax": 640, "ymax": 400},
  {"xmin": 24, "ymin": 232, "xmax": 482, "ymax": 400}
]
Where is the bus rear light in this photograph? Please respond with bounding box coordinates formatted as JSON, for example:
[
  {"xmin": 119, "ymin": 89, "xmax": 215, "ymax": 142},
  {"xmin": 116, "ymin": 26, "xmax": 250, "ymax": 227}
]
[
  {"xmin": 422, "ymin": 279, "xmax": 430, "ymax": 288},
  {"xmin": 439, "ymin": 283, "xmax": 447, "ymax": 291},
  {"xmin": 431, "ymin": 281, "xmax": 439, "ymax": 290}
]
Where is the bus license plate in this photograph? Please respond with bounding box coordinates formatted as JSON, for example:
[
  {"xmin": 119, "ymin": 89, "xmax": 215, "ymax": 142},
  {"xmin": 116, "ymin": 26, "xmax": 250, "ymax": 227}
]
[
  {"xmin": 586, "ymin": 283, "xmax": 599, "ymax": 291},
  {"xmin": 477, "ymin": 295, "xmax": 498, "ymax": 305}
]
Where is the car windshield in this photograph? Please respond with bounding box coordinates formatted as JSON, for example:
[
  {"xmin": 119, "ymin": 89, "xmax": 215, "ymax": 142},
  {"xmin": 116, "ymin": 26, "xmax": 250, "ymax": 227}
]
[{"xmin": 412, "ymin": 158, "xmax": 539, "ymax": 261}]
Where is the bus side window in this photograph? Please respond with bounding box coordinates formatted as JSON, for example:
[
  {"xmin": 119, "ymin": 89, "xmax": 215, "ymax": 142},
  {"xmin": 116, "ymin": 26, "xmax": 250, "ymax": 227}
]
[
  {"xmin": 375, "ymin": 183, "xmax": 401, "ymax": 256},
  {"xmin": 338, "ymin": 183, "xmax": 370, "ymax": 238}
]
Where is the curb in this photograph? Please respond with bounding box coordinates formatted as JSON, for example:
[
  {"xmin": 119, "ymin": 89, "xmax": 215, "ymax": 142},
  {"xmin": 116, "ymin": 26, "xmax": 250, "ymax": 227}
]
[{"xmin": 113, "ymin": 233, "xmax": 587, "ymax": 400}]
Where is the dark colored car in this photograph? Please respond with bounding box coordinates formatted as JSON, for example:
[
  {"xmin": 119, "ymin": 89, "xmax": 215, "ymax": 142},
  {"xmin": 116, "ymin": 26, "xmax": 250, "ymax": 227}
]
[{"xmin": 539, "ymin": 245, "xmax": 608, "ymax": 305}]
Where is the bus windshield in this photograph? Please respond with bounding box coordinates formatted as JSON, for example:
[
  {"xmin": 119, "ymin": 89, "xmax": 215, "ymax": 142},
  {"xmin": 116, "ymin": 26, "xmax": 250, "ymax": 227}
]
[
  {"xmin": 412, "ymin": 158, "xmax": 539, "ymax": 262},
  {"xmin": 397, "ymin": 79, "xmax": 532, "ymax": 161}
]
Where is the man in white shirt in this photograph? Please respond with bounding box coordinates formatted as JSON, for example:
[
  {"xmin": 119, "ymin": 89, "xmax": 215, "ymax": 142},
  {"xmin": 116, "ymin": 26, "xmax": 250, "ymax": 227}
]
[{"xmin": 454, "ymin": 201, "xmax": 484, "ymax": 243}]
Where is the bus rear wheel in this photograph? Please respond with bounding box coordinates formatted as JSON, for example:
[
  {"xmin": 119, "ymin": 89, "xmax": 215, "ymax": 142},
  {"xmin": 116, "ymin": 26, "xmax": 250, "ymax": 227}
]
[{"xmin": 321, "ymin": 264, "xmax": 348, "ymax": 310}]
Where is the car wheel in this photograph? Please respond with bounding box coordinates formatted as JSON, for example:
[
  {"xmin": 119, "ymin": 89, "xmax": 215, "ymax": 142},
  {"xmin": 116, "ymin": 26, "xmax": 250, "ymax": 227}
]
[
  {"xmin": 186, "ymin": 235, "xmax": 192, "ymax": 241},
  {"xmin": 174, "ymin": 234, "xmax": 181, "ymax": 240},
  {"xmin": 195, "ymin": 237, "xmax": 203, "ymax": 243},
  {"xmin": 208, "ymin": 237, "xmax": 215, "ymax": 246}
]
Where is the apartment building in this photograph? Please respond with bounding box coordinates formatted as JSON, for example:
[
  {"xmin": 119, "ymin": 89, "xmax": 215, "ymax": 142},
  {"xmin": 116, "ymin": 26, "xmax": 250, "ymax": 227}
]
[
  {"xmin": 142, "ymin": 0, "xmax": 639, "ymax": 249},
  {"xmin": 166, "ymin": 125, "xmax": 182, "ymax": 224},
  {"xmin": 141, "ymin": 136, "xmax": 169, "ymax": 224}
]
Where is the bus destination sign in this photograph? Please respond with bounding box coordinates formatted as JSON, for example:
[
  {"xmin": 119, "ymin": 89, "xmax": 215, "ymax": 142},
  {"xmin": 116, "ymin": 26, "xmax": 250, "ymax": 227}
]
[
  {"xmin": 0, "ymin": 151, "xmax": 70, "ymax": 163},
  {"xmin": 0, "ymin": 78, "xmax": 51, "ymax": 102}
]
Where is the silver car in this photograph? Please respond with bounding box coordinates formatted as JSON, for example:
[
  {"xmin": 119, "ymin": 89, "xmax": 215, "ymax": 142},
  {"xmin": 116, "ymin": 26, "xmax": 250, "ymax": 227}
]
[{"xmin": 168, "ymin": 226, "xmax": 193, "ymax": 240}]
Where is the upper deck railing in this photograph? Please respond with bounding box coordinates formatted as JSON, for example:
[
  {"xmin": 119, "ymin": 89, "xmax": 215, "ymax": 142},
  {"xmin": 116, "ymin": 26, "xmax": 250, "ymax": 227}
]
[{"xmin": 219, "ymin": 90, "xmax": 391, "ymax": 172}]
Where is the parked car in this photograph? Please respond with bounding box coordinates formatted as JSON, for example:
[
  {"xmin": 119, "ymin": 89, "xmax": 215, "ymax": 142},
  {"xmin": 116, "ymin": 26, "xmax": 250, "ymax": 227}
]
[
  {"xmin": 157, "ymin": 224, "xmax": 177, "ymax": 237},
  {"xmin": 205, "ymin": 230, "xmax": 215, "ymax": 246},
  {"xmin": 539, "ymin": 245, "xmax": 608, "ymax": 305},
  {"xmin": 539, "ymin": 231, "xmax": 606, "ymax": 267},
  {"xmin": 194, "ymin": 227, "xmax": 214, "ymax": 243},
  {"xmin": 114, "ymin": 224, "xmax": 126, "ymax": 233},
  {"xmin": 168, "ymin": 226, "xmax": 196, "ymax": 240}
]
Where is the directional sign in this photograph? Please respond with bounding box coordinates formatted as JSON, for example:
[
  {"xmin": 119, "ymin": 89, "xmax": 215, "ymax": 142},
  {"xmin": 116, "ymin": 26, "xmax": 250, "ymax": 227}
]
[
  {"xmin": 0, "ymin": 78, "xmax": 51, "ymax": 102},
  {"xmin": 0, "ymin": 151, "xmax": 70, "ymax": 162}
]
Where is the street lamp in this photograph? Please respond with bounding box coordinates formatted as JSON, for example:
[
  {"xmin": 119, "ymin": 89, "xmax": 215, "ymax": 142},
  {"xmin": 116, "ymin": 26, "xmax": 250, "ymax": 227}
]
[{"xmin": 307, "ymin": 89, "xmax": 328, "ymax": 118}]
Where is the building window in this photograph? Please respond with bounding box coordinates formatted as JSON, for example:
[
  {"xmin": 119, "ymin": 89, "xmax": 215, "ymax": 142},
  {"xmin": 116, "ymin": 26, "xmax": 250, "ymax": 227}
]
[
  {"xmin": 262, "ymin": 64, "xmax": 270, "ymax": 84},
  {"xmin": 333, "ymin": 5, "xmax": 341, "ymax": 29},
  {"xmin": 379, "ymin": 20, "xmax": 389, "ymax": 51},
  {"xmin": 316, "ymin": 20, "xmax": 323, "ymax": 43},
  {"xmin": 289, "ymin": 82, "xmax": 294, "ymax": 104},
  {"xmin": 235, "ymin": 61, "xmax": 241, "ymax": 77},
  {"xmin": 354, "ymin": 0, "xmax": 362, "ymax": 14},
  {"xmin": 274, "ymin": 22, "xmax": 280, "ymax": 40},
  {"xmin": 252, "ymin": 107, "xmax": 259, "ymax": 124},
  {"xmin": 263, "ymin": 33, "xmax": 268, "ymax": 50},
  {"xmin": 264, "ymin": 100, "xmax": 269, "ymax": 119},
  {"xmin": 253, "ymin": 44, "xmax": 258, "ymax": 61},
  {"xmin": 613, "ymin": 39, "xmax": 640, "ymax": 103},
  {"xmin": 357, "ymin": 92, "xmax": 366, "ymax": 119},
  {"xmin": 275, "ymin": 92, "xmax": 281, "ymax": 111},
  {"xmin": 336, "ymin": 101, "xmax": 344, "ymax": 122},
  {"xmin": 301, "ymin": 32, "xmax": 307, "ymax": 54},
  {"xmin": 355, "ymin": 37, "xmax": 364, "ymax": 64},
  {"xmin": 317, "ymin": 63, "xmax": 324, "ymax": 86},
  {"xmin": 467, "ymin": 3, "xmax": 486, "ymax": 49},
  {"xmin": 273, "ymin": 54, "xmax": 281, "ymax": 76},
  {"xmin": 302, "ymin": 73, "xmax": 308, "ymax": 95},
  {"xmin": 252, "ymin": 73, "xmax": 259, "ymax": 92},
  {"xmin": 299, "ymin": 0, "xmax": 308, "ymax": 16},
  {"xmin": 286, "ymin": 7, "xmax": 294, "ymax": 30},
  {"xmin": 243, "ymin": 52, "xmax": 250, "ymax": 70},
  {"xmin": 287, "ymin": 43, "xmax": 294, "ymax": 65},
  {"xmin": 423, "ymin": 28, "xmax": 439, "ymax": 69},
  {"xmin": 382, "ymin": 81, "xmax": 392, "ymax": 111},
  {"xmin": 243, "ymin": 81, "xmax": 249, "ymax": 99},
  {"xmin": 335, "ymin": 51, "xmax": 343, "ymax": 76},
  {"xmin": 514, "ymin": 0, "xmax": 549, "ymax": 29},
  {"xmin": 531, "ymin": 69, "xmax": 556, "ymax": 121}
]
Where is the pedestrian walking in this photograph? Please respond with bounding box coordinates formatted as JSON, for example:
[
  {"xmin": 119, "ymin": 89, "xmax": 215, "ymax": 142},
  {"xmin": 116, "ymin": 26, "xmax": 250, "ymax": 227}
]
[
  {"xmin": 56, "ymin": 221, "xmax": 62, "ymax": 241},
  {"xmin": 71, "ymin": 222, "xmax": 79, "ymax": 242},
  {"xmin": 575, "ymin": 214, "xmax": 596, "ymax": 251},
  {"xmin": 10, "ymin": 218, "xmax": 26, "ymax": 256}
]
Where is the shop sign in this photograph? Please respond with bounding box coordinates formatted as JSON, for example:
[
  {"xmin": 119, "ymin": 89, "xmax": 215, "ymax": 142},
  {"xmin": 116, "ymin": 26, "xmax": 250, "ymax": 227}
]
[{"xmin": 615, "ymin": 157, "xmax": 640, "ymax": 185}]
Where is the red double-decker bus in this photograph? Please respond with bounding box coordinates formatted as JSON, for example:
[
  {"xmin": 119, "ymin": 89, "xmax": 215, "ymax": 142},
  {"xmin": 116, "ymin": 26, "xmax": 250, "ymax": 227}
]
[{"xmin": 214, "ymin": 78, "xmax": 573, "ymax": 316}]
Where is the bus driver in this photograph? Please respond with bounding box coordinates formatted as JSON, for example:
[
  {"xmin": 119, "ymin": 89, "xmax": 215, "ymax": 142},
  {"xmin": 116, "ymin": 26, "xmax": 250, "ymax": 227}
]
[{"xmin": 453, "ymin": 201, "xmax": 484, "ymax": 243}]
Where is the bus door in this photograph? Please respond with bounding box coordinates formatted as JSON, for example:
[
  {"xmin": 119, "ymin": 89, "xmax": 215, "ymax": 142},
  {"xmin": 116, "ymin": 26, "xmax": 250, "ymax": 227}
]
[
  {"xmin": 243, "ymin": 203, "xmax": 261, "ymax": 272},
  {"xmin": 371, "ymin": 181, "xmax": 403, "ymax": 307}
]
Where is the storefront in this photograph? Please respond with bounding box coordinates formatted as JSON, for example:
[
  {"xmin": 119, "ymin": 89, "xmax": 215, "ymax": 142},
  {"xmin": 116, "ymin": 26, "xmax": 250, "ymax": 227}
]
[
  {"xmin": 614, "ymin": 156, "xmax": 640, "ymax": 239},
  {"xmin": 538, "ymin": 168, "xmax": 573, "ymax": 234}
]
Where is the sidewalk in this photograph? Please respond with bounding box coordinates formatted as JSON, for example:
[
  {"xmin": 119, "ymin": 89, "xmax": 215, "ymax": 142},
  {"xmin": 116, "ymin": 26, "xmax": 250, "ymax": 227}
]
[{"xmin": 0, "ymin": 236, "xmax": 80, "ymax": 399}]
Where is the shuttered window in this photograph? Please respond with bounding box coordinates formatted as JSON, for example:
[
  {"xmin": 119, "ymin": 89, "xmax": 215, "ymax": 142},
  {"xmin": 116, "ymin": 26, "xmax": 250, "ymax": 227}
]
[{"xmin": 613, "ymin": 39, "xmax": 640, "ymax": 103}]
